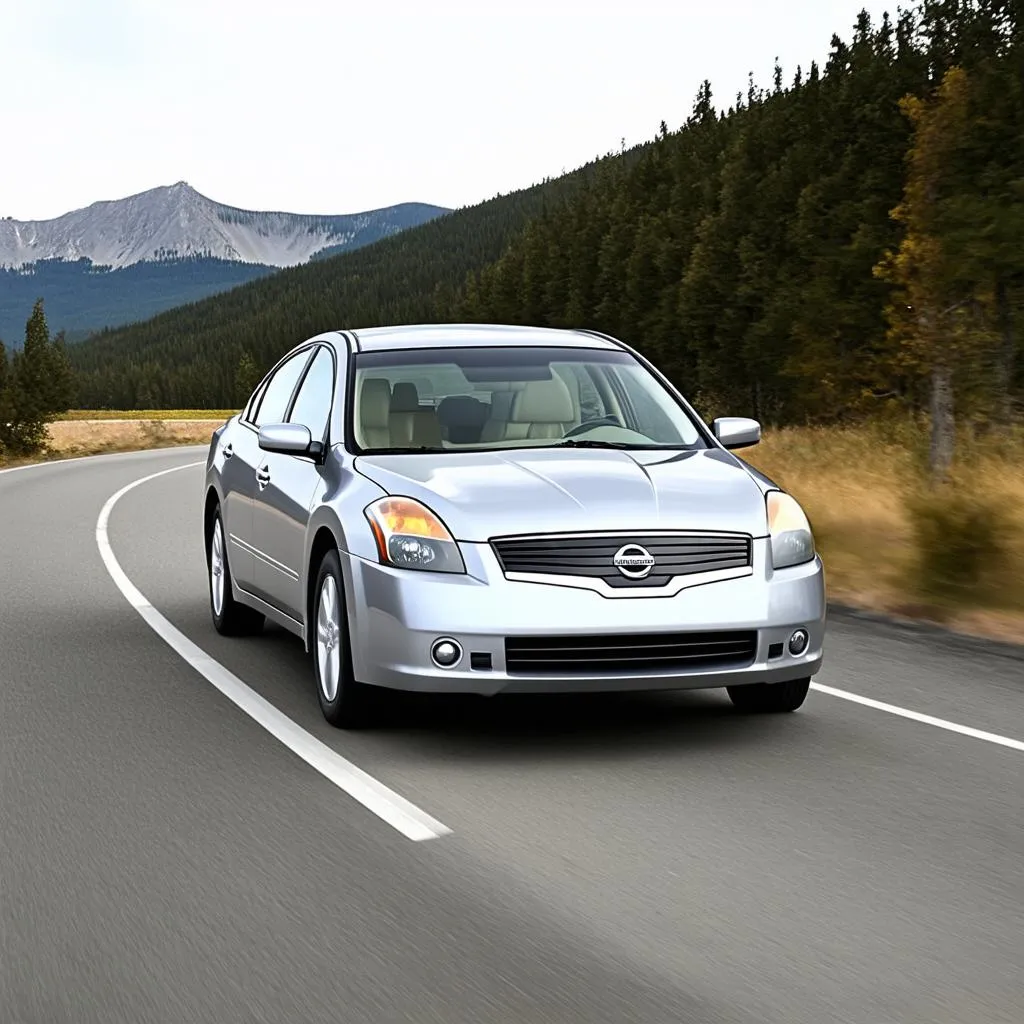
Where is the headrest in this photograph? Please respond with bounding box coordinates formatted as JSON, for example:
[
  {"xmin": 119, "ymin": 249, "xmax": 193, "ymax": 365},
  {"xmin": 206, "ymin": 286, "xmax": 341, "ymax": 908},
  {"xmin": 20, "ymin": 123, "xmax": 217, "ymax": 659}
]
[
  {"xmin": 509, "ymin": 377, "xmax": 574, "ymax": 424},
  {"xmin": 360, "ymin": 378, "xmax": 392, "ymax": 429},
  {"xmin": 437, "ymin": 394, "xmax": 489, "ymax": 428},
  {"xmin": 488, "ymin": 390, "xmax": 516, "ymax": 418},
  {"xmin": 391, "ymin": 382, "xmax": 420, "ymax": 413}
]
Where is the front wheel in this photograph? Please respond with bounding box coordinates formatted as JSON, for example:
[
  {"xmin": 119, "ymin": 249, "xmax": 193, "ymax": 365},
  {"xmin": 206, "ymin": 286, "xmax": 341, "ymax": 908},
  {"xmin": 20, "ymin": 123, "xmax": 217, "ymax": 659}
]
[
  {"xmin": 209, "ymin": 509, "xmax": 265, "ymax": 636},
  {"xmin": 312, "ymin": 549, "xmax": 373, "ymax": 728},
  {"xmin": 727, "ymin": 678, "xmax": 810, "ymax": 713}
]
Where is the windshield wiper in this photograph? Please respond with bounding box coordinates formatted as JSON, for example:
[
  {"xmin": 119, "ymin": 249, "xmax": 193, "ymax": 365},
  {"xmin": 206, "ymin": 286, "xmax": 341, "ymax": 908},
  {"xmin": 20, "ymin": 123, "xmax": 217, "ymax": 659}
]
[
  {"xmin": 551, "ymin": 439, "xmax": 666, "ymax": 450},
  {"xmin": 362, "ymin": 446, "xmax": 446, "ymax": 454}
]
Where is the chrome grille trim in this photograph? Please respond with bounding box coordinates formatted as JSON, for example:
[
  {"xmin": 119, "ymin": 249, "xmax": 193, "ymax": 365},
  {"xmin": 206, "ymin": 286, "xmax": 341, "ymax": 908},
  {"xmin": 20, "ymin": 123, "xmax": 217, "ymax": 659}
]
[{"xmin": 491, "ymin": 530, "xmax": 754, "ymax": 598}]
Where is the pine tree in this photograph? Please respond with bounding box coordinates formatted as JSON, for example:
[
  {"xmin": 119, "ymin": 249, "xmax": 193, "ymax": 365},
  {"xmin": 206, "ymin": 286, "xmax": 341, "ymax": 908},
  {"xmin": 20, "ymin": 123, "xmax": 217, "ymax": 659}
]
[
  {"xmin": 18, "ymin": 299, "xmax": 51, "ymax": 423},
  {"xmin": 0, "ymin": 341, "xmax": 14, "ymax": 456},
  {"xmin": 44, "ymin": 329, "xmax": 75, "ymax": 414},
  {"xmin": 874, "ymin": 66, "xmax": 997, "ymax": 481},
  {"xmin": 0, "ymin": 300, "xmax": 79, "ymax": 455},
  {"xmin": 234, "ymin": 350, "xmax": 262, "ymax": 406}
]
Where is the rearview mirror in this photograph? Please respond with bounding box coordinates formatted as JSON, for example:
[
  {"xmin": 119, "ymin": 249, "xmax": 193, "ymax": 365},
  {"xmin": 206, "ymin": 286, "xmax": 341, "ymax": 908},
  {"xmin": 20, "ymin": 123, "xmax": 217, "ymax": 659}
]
[
  {"xmin": 258, "ymin": 423, "xmax": 319, "ymax": 457},
  {"xmin": 712, "ymin": 417, "xmax": 761, "ymax": 450}
]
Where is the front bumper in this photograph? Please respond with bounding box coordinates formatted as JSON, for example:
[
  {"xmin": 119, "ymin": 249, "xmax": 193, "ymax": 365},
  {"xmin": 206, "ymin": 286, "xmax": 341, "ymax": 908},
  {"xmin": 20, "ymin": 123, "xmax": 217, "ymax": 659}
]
[{"xmin": 341, "ymin": 538, "xmax": 825, "ymax": 696}]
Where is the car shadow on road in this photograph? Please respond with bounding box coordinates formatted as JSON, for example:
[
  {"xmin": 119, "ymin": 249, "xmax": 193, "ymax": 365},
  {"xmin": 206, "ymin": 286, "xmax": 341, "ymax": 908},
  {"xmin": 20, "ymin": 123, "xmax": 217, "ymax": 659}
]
[{"xmin": 367, "ymin": 687, "xmax": 807, "ymax": 763}]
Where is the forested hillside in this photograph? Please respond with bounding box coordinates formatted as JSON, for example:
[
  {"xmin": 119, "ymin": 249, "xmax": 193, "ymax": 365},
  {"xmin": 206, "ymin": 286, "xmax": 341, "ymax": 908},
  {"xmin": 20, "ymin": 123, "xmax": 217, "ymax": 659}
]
[
  {"xmin": 454, "ymin": 2, "xmax": 1024, "ymax": 436},
  {"xmin": 0, "ymin": 257, "xmax": 275, "ymax": 344},
  {"xmin": 66, "ymin": 158, "xmax": 641, "ymax": 408},
  {"xmin": 68, "ymin": 0, "xmax": 1023, "ymax": 438}
]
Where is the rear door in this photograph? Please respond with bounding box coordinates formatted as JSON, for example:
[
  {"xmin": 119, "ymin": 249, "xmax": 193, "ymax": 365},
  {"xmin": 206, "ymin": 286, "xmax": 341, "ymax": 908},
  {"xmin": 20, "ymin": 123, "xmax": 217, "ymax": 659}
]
[{"xmin": 251, "ymin": 344, "xmax": 336, "ymax": 619}]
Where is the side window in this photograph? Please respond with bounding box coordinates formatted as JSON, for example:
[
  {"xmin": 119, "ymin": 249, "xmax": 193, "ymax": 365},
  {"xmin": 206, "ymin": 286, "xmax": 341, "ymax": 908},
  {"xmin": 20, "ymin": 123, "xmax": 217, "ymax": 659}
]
[
  {"xmin": 253, "ymin": 350, "xmax": 312, "ymax": 427},
  {"xmin": 288, "ymin": 346, "xmax": 335, "ymax": 441}
]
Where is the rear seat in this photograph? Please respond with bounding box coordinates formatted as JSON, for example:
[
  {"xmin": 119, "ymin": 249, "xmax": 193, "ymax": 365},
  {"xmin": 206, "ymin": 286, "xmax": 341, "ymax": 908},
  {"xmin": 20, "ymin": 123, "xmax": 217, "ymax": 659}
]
[{"xmin": 389, "ymin": 381, "xmax": 442, "ymax": 447}]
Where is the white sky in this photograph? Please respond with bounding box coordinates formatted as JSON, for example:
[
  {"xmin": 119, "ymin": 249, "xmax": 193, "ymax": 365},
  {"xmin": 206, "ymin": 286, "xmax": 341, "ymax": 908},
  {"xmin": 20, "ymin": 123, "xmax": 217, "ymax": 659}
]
[{"xmin": 2, "ymin": 0, "xmax": 894, "ymax": 221}]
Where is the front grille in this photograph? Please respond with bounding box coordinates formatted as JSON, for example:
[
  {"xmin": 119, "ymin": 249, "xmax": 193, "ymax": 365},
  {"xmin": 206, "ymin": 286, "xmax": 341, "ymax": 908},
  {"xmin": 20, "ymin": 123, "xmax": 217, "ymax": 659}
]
[
  {"xmin": 504, "ymin": 630, "xmax": 758, "ymax": 675},
  {"xmin": 492, "ymin": 533, "xmax": 752, "ymax": 588}
]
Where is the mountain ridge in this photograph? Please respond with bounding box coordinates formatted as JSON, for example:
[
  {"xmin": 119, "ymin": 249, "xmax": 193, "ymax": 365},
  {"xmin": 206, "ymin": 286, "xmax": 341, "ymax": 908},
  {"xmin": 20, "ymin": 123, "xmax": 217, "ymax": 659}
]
[{"xmin": 0, "ymin": 182, "xmax": 450, "ymax": 270}]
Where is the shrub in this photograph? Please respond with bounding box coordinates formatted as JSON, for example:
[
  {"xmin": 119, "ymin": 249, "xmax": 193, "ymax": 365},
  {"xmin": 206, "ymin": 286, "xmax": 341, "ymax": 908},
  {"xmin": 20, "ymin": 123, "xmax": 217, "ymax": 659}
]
[{"xmin": 904, "ymin": 482, "xmax": 1017, "ymax": 611}]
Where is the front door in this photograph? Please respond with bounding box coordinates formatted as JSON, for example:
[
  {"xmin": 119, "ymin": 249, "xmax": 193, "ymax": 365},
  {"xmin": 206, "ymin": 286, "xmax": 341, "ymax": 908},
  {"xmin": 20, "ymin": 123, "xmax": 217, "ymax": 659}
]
[
  {"xmin": 218, "ymin": 424, "xmax": 260, "ymax": 590},
  {"xmin": 251, "ymin": 344, "xmax": 336, "ymax": 620}
]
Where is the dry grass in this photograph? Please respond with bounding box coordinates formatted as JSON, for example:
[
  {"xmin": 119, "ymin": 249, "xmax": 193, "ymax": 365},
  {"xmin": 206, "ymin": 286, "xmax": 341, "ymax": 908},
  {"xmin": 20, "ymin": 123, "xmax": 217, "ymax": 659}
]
[
  {"xmin": 744, "ymin": 423, "xmax": 1024, "ymax": 644},
  {"xmin": 40, "ymin": 418, "xmax": 225, "ymax": 458},
  {"xmin": 61, "ymin": 409, "xmax": 238, "ymax": 421}
]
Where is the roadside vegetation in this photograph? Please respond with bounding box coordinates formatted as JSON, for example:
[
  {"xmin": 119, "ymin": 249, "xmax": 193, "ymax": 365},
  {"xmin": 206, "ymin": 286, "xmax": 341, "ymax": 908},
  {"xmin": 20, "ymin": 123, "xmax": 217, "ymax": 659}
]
[
  {"xmin": 745, "ymin": 421, "xmax": 1024, "ymax": 642},
  {"xmin": 0, "ymin": 299, "xmax": 75, "ymax": 461},
  {"xmin": 59, "ymin": 408, "xmax": 237, "ymax": 421}
]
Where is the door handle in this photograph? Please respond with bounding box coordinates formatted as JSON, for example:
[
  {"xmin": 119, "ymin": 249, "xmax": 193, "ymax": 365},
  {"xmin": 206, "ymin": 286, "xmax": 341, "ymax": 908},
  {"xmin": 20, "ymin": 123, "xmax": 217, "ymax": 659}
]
[
  {"xmin": 256, "ymin": 466, "xmax": 271, "ymax": 490},
  {"xmin": 222, "ymin": 443, "xmax": 233, "ymax": 459}
]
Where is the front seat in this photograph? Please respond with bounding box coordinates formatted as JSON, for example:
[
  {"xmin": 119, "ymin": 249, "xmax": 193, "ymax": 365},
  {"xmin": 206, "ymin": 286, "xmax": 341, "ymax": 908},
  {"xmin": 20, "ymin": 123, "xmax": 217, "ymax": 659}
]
[
  {"xmin": 479, "ymin": 388, "xmax": 517, "ymax": 442},
  {"xmin": 437, "ymin": 395, "xmax": 489, "ymax": 444},
  {"xmin": 359, "ymin": 378, "xmax": 392, "ymax": 449},
  {"xmin": 390, "ymin": 381, "xmax": 443, "ymax": 447},
  {"xmin": 504, "ymin": 377, "xmax": 575, "ymax": 440}
]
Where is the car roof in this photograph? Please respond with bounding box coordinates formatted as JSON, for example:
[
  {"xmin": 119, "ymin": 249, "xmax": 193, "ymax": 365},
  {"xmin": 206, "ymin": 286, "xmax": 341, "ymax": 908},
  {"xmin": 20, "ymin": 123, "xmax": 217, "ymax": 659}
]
[{"xmin": 345, "ymin": 323, "xmax": 626, "ymax": 352}]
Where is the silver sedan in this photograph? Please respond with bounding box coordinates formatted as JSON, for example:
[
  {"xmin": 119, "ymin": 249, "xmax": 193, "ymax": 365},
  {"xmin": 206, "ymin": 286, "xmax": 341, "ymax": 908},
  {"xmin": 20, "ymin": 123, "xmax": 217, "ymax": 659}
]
[{"xmin": 203, "ymin": 324, "xmax": 825, "ymax": 727}]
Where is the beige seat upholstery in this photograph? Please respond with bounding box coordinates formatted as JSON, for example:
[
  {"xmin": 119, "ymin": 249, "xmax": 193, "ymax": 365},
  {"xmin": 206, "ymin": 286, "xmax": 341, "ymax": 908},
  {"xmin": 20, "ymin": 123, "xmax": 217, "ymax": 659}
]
[
  {"xmin": 359, "ymin": 378, "xmax": 392, "ymax": 449},
  {"xmin": 389, "ymin": 382, "xmax": 420, "ymax": 443},
  {"xmin": 479, "ymin": 389, "xmax": 517, "ymax": 442},
  {"xmin": 389, "ymin": 381, "xmax": 443, "ymax": 447},
  {"xmin": 503, "ymin": 377, "xmax": 575, "ymax": 440}
]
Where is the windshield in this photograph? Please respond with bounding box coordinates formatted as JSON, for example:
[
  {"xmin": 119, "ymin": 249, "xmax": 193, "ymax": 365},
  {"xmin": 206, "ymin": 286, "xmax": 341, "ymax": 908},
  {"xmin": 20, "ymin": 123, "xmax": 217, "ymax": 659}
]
[{"xmin": 349, "ymin": 345, "xmax": 707, "ymax": 453}]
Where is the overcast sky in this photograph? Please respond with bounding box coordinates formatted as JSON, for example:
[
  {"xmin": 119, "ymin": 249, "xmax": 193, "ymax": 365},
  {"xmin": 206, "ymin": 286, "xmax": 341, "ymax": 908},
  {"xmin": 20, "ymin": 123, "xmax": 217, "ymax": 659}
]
[{"xmin": 3, "ymin": 0, "xmax": 894, "ymax": 221}]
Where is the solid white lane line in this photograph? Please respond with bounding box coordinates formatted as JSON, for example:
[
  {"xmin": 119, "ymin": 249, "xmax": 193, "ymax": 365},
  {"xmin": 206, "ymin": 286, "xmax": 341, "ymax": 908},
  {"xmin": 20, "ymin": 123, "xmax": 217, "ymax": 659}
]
[
  {"xmin": 96, "ymin": 461, "xmax": 452, "ymax": 843},
  {"xmin": 811, "ymin": 682, "xmax": 1024, "ymax": 753}
]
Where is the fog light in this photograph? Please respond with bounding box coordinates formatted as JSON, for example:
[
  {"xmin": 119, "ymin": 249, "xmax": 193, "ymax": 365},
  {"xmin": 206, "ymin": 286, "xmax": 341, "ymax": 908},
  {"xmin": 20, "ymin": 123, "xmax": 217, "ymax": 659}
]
[
  {"xmin": 430, "ymin": 638, "xmax": 463, "ymax": 668},
  {"xmin": 788, "ymin": 629, "xmax": 809, "ymax": 656}
]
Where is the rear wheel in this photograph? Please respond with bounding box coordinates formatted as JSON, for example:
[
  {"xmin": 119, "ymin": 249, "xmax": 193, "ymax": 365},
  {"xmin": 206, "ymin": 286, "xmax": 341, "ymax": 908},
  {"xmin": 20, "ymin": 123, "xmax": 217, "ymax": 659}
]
[
  {"xmin": 313, "ymin": 549, "xmax": 373, "ymax": 728},
  {"xmin": 208, "ymin": 508, "xmax": 265, "ymax": 636},
  {"xmin": 727, "ymin": 678, "xmax": 810, "ymax": 713}
]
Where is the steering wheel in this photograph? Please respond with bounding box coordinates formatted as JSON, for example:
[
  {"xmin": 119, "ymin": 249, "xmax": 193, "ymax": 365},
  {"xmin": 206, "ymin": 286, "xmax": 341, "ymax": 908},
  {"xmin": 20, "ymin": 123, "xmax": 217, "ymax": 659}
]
[{"xmin": 562, "ymin": 415, "xmax": 623, "ymax": 439}]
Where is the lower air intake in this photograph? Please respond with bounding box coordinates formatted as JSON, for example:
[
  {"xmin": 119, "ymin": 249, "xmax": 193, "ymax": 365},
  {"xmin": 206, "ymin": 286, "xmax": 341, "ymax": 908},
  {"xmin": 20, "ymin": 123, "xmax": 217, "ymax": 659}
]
[{"xmin": 504, "ymin": 630, "xmax": 758, "ymax": 676}]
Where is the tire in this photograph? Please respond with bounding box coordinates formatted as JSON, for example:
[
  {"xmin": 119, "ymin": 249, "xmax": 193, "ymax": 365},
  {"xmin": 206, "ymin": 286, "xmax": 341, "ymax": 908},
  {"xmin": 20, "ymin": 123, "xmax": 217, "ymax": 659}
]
[
  {"xmin": 727, "ymin": 677, "xmax": 810, "ymax": 713},
  {"xmin": 312, "ymin": 549, "xmax": 373, "ymax": 728},
  {"xmin": 208, "ymin": 507, "xmax": 265, "ymax": 637}
]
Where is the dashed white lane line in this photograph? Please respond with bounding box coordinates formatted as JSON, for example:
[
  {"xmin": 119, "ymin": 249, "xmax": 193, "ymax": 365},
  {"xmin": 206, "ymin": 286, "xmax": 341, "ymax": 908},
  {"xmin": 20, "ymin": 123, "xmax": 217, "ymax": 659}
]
[
  {"xmin": 811, "ymin": 681, "xmax": 1024, "ymax": 753},
  {"xmin": 96, "ymin": 460, "xmax": 452, "ymax": 843}
]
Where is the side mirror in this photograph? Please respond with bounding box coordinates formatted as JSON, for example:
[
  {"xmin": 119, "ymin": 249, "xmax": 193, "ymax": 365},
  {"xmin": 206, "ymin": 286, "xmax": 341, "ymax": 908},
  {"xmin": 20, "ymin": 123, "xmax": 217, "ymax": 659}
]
[
  {"xmin": 712, "ymin": 416, "xmax": 761, "ymax": 450},
  {"xmin": 258, "ymin": 423, "xmax": 321, "ymax": 458}
]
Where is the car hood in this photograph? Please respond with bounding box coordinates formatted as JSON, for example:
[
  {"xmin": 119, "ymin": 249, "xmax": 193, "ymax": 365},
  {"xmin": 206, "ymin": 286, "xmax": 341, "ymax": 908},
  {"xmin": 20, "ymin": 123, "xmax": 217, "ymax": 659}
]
[{"xmin": 354, "ymin": 448, "xmax": 770, "ymax": 541}]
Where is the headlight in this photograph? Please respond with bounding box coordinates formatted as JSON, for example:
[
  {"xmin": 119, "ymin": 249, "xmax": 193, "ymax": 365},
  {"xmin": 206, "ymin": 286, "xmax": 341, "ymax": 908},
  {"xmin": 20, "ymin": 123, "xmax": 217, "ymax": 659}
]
[
  {"xmin": 364, "ymin": 497, "xmax": 465, "ymax": 574},
  {"xmin": 767, "ymin": 490, "xmax": 815, "ymax": 569}
]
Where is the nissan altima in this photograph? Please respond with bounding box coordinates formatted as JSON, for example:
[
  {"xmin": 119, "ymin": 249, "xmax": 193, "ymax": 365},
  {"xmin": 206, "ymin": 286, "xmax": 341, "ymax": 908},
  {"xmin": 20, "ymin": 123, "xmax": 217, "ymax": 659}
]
[{"xmin": 203, "ymin": 324, "xmax": 825, "ymax": 727}]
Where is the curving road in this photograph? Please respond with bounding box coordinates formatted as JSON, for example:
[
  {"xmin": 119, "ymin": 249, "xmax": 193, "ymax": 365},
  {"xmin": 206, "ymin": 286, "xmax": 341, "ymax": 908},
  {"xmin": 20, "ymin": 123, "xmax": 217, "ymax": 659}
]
[{"xmin": 2, "ymin": 446, "xmax": 1023, "ymax": 1024}]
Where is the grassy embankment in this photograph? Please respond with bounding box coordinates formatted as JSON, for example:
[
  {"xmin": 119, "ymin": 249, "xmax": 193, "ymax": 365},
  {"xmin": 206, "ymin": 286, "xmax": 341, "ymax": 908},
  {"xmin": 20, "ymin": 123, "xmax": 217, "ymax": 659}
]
[
  {"xmin": 0, "ymin": 411, "xmax": 235, "ymax": 469},
  {"xmin": 744, "ymin": 422, "xmax": 1024, "ymax": 644},
  {"xmin": 4, "ymin": 412, "xmax": 1021, "ymax": 644}
]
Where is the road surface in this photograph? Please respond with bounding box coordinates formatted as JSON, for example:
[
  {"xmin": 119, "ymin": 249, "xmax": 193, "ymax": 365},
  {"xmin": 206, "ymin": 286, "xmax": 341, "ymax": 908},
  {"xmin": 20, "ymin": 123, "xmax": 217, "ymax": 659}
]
[{"xmin": 2, "ymin": 446, "xmax": 1022, "ymax": 1023}]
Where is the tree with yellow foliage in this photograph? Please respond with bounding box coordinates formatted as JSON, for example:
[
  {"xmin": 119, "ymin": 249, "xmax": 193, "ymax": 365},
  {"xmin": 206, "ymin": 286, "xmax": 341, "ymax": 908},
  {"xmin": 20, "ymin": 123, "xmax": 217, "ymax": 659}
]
[{"xmin": 875, "ymin": 66, "xmax": 1003, "ymax": 482}]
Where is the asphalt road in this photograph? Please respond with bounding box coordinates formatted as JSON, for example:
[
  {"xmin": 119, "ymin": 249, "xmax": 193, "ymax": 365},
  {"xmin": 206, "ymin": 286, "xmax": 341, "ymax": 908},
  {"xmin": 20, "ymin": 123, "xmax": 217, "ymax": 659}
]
[{"xmin": 2, "ymin": 446, "xmax": 1022, "ymax": 1024}]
